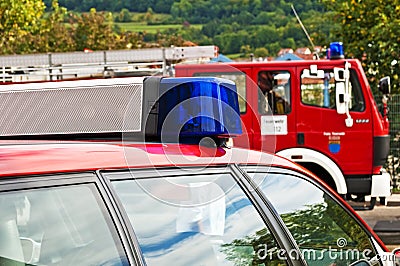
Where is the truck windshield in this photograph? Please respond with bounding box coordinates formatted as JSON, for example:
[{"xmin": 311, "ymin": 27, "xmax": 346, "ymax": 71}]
[{"xmin": 301, "ymin": 69, "xmax": 365, "ymax": 112}]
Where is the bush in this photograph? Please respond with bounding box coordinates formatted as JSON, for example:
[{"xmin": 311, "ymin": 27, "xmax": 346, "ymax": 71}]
[{"xmin": 115, "ymin": 8, "xmax": 131, "ymax": 22}]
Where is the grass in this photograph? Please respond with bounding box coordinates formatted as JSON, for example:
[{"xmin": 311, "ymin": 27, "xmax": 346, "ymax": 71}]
[
  {"xmin": 115, "ymin": 22, "xmax": 202, "ymax": 33},
  {"xmin": 129, "ymin": 12, "xmax": 171, "ymax": 22},
  {"xmin": 226, "ymin": 53, "xmax": 246, "ymax": 60}
]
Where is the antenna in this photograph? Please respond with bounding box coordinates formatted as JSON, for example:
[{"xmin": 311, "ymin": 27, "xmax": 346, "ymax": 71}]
[{"xmin": 291, "ymin": 5, "xmax": 319, "ymax": 60}]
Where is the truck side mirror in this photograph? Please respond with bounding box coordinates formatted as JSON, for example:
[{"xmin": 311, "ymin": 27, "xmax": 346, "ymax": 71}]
[
  {"xmin": 336, "ymin": 82, "xmax": 346, "ymax": 114},
  {"xmin": 302, "ymin": 68, "xmax": 324, "ymax": 79},
  {"xmin": 334, "ymin": 67, "xmax": 350, "ymax": 82},
  {"xmin": 378, "ymin": 76, "xmax": 391, "ymax": 95},
  {"xmin": 334, "ymin": 68, "xmax": 345, "ymax": 81}
]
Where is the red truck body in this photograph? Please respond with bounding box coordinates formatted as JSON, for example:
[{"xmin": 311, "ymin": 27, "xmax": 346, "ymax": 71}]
[{"xmin": 175, "ymin": 58, "xmax": 391, "ymax": 202}]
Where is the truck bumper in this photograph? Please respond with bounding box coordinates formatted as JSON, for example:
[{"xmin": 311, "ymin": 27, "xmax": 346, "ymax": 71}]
[
  {"xmin": 371, "ymin": 170, "xmax": 391, "ymax": 197},
  {"xmin": 374, "ymin": 135, "xmax": 390, "ymax": 167}
]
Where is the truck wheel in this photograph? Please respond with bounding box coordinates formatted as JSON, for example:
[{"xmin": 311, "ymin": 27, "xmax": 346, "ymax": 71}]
[
  {"xmin": 368, "ymin": 197, "xmax": 376, "ymax": 210},
  {"xmin": 379, "ymin": 197, "xmax": 386, "ymax": 205}
]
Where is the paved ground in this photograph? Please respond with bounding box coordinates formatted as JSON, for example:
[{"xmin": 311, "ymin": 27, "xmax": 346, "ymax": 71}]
[{"xmin": 355, "ymin": 194, "xmax": 400, "ymax": 251}]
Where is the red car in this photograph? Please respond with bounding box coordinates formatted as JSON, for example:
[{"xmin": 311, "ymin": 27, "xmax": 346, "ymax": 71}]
[{"xmin": 0, "ymin": 77, "xmax": 397, "ymax": 266}]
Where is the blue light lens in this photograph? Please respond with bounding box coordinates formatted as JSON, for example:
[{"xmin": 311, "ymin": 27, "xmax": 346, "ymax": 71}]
[
  {"xmin": 329, "ymin": 42, "xmax": 344, "ymax": 59},
  {"xmin": 157, "ymin": 77, "xmax": 242, "ymax": 139}
]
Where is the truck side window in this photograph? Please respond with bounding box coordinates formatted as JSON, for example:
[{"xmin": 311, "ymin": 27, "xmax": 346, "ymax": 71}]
[
  {"xmin": 258, "ymin": 71, "xmax": 291, "ymax": 115},
  {"xmin": 301, "ymin": 69, "xmax": 365, "ymax": 112},
  {"xmin": 194, "ymin": 72, "xmax": 247, "ymax": 114}
]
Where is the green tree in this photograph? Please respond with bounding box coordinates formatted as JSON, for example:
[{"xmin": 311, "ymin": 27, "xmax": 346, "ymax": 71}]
[
  {"xmin": 252, "ymin": 25, "xmax": 279, "ymax": 48},
  {"xmin": 321, "ymin": 0, "xmax": 400, "ymax": 94},
  {"xmin": 34, "ymin": 0, "xmax": 75, "ymax": 52},
  {"xmin": 0, "ymin": 0, "xmax": 46, "ymax": 54},
  {"xmin": 116, "ymin": 8, "xmax": 132, "ymax": 22},
  {"xmin": 72, "ymin": 8, "xmax": 117, "ymax": 51},
  {"xmin": 144, "ymin": 7, "xmax": 154, "ymax": 23},
  {"xmin": 170, "ymin": 0, "xmax": 193, "ymax": 20},
  {"xmin": 254, "ymin": 47, "xmax": 269, "ymax": 58},
  {"xmin": 302, "ymin": 10, "xmax": 339, "ymax": 49}
]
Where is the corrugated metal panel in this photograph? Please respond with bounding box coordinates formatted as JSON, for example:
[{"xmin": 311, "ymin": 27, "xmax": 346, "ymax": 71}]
[{"xmin": 0, "ymin": 78, "xmax": 144, "ymax": 136}]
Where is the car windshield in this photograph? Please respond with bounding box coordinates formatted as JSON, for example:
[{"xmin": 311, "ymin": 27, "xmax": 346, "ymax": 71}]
[
  {"xmin": 244, "ymin": 167, "xmax": 377, "ymax": 266},
  {"xmin": 106, "ymin": 169, "xmax": 287, "ymax": 266}
]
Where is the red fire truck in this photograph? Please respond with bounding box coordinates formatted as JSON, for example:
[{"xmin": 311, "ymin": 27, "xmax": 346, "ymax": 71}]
[{"xmin": 175, "ymin": 43, "xmax": 391, "ymax": 209}]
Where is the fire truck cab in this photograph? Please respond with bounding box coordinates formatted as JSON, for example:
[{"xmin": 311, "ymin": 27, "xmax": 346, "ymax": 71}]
[{"xmin": 175, "ymin": 43, "xmax": 391, "ymax": 208}]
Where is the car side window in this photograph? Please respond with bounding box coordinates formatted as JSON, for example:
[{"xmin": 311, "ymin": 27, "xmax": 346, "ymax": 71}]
[
  {"xmin": 246, "ymin": 170, "xmax": 376, "ymax": 266},
  {"xmin": 107, "ymin": 171, "xmax": 287, "ymax": 266},
  {"xmin": 0, "ymin": 183, "xmax": 127, "ymax": 265}
]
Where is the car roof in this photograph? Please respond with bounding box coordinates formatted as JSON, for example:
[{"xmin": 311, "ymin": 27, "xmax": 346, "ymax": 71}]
[{"xmin": 0, "ymin": 140, "xmax": 307, "ymax": 177}]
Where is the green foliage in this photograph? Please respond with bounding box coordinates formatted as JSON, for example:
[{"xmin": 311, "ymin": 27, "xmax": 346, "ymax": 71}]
[
  {"xmin": 72, "ymin": 8, "xmax": 117, "ymax": 51},
  {"xmin": 0, "ymin": 0, "xmax": 187, "ymax": 54},
  {"xmin": 254, "ymin": 47, "xmax": 269, "ymax": 58},
  {"xmin": 0, "ymin": 0, "xmax": 45, "ymax": 54},
  {"xmin": 115, "ymin": 8, "xmax": 132, "ymax": 22},
  {"xmin": 38, "ymin": 0, "xmax": 327, "ymax": 55},
  {"xmin": 321, "ymin": 0, "xmax": 400, "ymax": 94},
  {"xmin": 221, "ymin": 227, "xmax": 285, "ymax": 265},
  {"xmin": 2, "ymin": 0, "xmax": 332, "ymax": 56},
  {"xmin": 34, "ymin": 0, "xmax": 75, "ymax": 52}
]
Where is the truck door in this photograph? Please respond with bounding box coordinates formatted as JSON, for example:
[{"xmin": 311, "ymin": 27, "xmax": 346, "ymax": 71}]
[{"xmin": 296, "ymin": 64, "xmax": 372, "ymax": 192}]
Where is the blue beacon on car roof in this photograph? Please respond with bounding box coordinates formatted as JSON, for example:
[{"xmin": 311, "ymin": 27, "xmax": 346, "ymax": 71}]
[{"xmin": 147, "ymin": 77, "xmax": 242, "ymax": 142}]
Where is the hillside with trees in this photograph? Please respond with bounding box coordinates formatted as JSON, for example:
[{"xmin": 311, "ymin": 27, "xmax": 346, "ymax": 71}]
[
  {"xmin": 1, "ymin": 0, "xmax": 399, "ymax": 92},
  {"xmin": 38, "ymin": 0, "xmax": 335, "ymax": 57}
]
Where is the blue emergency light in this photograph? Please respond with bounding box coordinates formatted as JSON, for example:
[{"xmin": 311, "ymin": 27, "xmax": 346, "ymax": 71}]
[
  {"xmin": 143, "ymin": 77, "xmax": 242, "ymax": 142},
  {"xmin": 327, "ymin": 42, "xmax": 344, "ymax": 59}
]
